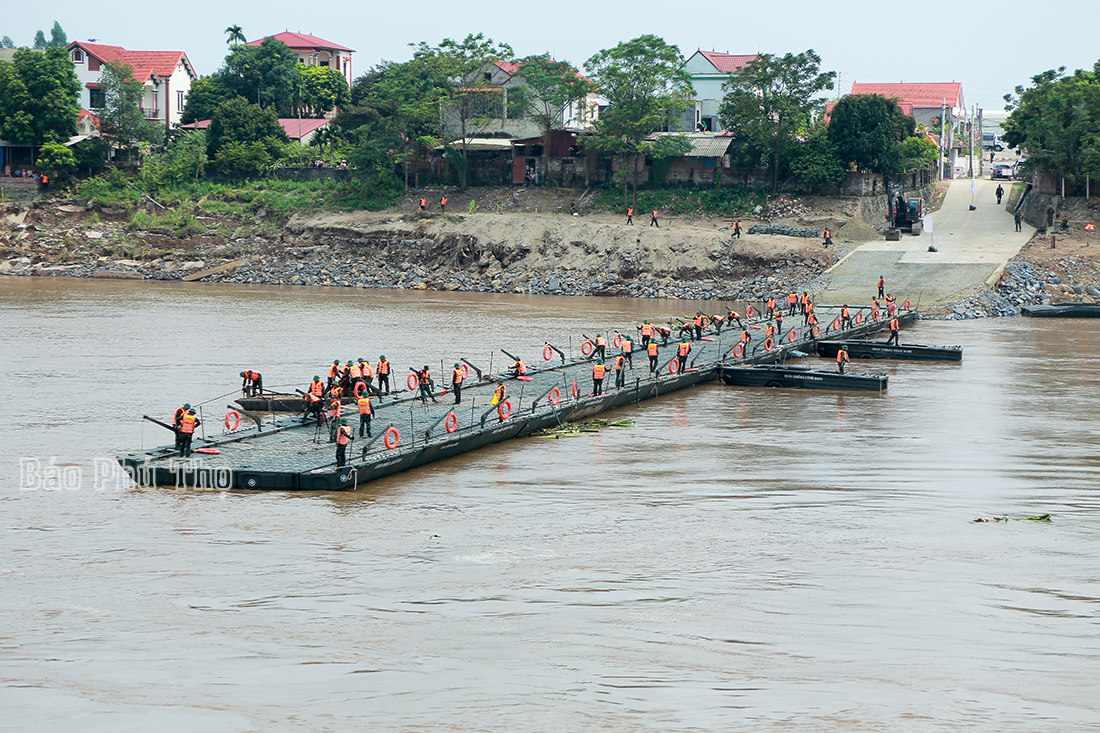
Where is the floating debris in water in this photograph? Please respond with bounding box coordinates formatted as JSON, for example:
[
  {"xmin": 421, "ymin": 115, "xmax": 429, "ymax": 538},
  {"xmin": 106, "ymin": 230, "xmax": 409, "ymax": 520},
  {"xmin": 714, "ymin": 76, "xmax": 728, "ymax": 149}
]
[
  {"xmin": 972, "ymin": 514, "xmax": 1052, "ymax": 523},
  {"xmin": 534, "ymin": 418, "xmax": 634, "ymax": 438}
]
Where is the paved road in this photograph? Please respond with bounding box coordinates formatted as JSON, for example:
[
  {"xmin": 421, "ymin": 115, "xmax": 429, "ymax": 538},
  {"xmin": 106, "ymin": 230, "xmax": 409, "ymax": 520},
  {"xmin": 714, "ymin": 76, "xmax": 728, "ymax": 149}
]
[{"xmin": 815, "ymin": 178, "xmax": 1036, "ymax": 308}]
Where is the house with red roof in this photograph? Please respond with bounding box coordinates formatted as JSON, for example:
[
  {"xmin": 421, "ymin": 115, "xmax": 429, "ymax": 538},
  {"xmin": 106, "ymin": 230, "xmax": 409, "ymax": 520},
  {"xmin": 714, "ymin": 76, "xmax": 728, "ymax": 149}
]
[
  {"xmin": 682, "ymin": 50, "xmax": 759, "ymax": 132},
  {"xmin": 66, "ymin": 41, "xmax": 197, "ymax": 129},
  {"xmin": 179, "ymin": 117, "xmax": 331, "ymax": 146},
  {"xmin": 847, "ymin": 82, "xmax": 965, "ymax": 128},
  {"xmin": 247, "ymin": 32, "xmax": 354, "ymax": 88}
]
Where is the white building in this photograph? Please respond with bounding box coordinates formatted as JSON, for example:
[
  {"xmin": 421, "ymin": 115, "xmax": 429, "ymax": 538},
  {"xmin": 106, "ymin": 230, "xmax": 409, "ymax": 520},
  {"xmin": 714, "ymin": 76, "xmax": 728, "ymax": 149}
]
[
  {"xmin": 681, "ymin": 50, "xmax": 758, "ymax": 132},
  {"xmin": 66, "ymin": 41, "xmax": 197, "ymax": 129},
  {"xmin": 247, "ymin": 32, "xmax": 354, "ymax": 88}
]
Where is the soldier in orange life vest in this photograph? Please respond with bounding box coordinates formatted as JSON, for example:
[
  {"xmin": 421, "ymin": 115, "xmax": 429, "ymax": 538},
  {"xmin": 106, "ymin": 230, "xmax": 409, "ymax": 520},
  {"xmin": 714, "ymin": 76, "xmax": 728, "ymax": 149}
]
[
  {"xmin": 739, "ymin": 327, "xmax": 751, "ymax": 354},
  {"xmin": 841, "ymin": 304, "xmax": 852, "ymax": 329},
  {"xmin": 807, "ymin": 311, "xmax": 819, "ymax": 335},
  {"xmin": 335, "ymin": 419, "xmax": 354, "ymax": 467},
  {"xmin": 357, "ymin": 393, "xmax": 373, "ymax": 437},
  {"xmin": 647, "ymin": 340, "xmax": 660, "ymax": 373},
  {"xmin": 766, "ymin": 296, "xmax": 777, "ymax": 314},
  {"xmin": 328, "ymin": 396, "xmax": 342, "ymax": 442},
  {"xmin": 836, "ymin": 344, "xmax": 850, "ymax": 374},
  {"xmin": 765, "ymin": 322, "xmax": 775, "ymax": 342},
  {"xmin": 348, "ymin": 360, "xmax": 363, "ymax": 394},
  {"xmin": 800, "ymin": 291, "xmax": 809, "ymax": 315},
  {"xmin": 377, "ymin": 356, "xmax": 390, "ymax": 394},
  {"xmin": 418, "ymin": 197, "xmax": 426, "ymax": 211},
  {"xmin": 450, "ymin": 363, "xmax": 464, "ymax": 404},
  {"xmin": 692, "ymin": 312, "xmax": 705, "ymax": 340},
  {"xmin": 871, "ymin": 297, "xmax": 880, "ymax": 312},
  {"xmin": 240, "ymin": 370, "xmax": 262, "ymax": 396},
  {"xmin": 178, "ymin": 409, "xmax": 200, "ymax": 457},
  {"xmin": 592, "ymin": 359, "xmax": 606, "ymax": 396},
  {"xmin": 614, "ymin": 353, "xmax": 626, "ymax": 388},
  {"xmin": 823, "ymin": 228, "xmax": 832, "ymax": 247},
  {"xmin": 417, "ymin": 365, "xmax": 438, "ymax": 404},
  {"xmin": 733, "ymin": 219, "xmax": 742, "ymax": 238},
  {"xmin": 886, "ymin": 316, "xmax": 900, "ymax": 345},
  {"xmin": 359, "ymin": 358, "xmax": 373, "ymax": 386},
  {"xmin": 509, "ymin": 358, "xmax": 527, "ymax": 377},
  {"xmin": 677, "ymin": 339, "xmax": 691, "ymax": 372},
  {"xmin": 650, "ymin": 209, "xmax": 659, "ymax": 227},
  {"xmin": 657, "ymin": 325, "xmax": 672, "ymax": 345},
  {"xmin": 440, "ymin": 196, "xmax": 448, "ymax": 212},
  {"xmin": 620, "ymin": 334, "xmax": 634, "ymax": 367},
  {"xmin": 306, "ymin": 388, "xmax": 323, "ymax": 424},
  {"xmin": 787, "ymin": 291, "xmax": 798, "ymax": 316},
  {"xmin": 710, "ymin": 312, "xmax": 725, "ymax": 334},
  {"xmin": 803, "ymin": 300, "xmax": 815, "ymax": 325},
  {"xmin": 726, "ymin": 308, "xmax": 743, "ymax": 329},
  {"xmin": 774, "ymin": 307, "xmax": 783, "ymax": 337},
  {"xmin": 885, "ymin": 293, "xmax": 896, "ymax": 315},
  {"xmin": 492, "ymin": 381, "xmax": 507, "ymax": 405},
  {"xmin": 172, "ymin": 402, "xmax": 191, "ymax": 452},
  {"xmin": 878, "ymin": 276, "xmax": 885, "ymax": 299},
  {"xmin": 639, "ymin": 320, "xmax": 655, "ymax": 347},
  {"xmin": 594, "ymin": 334, "xmax": 607, "ymax": 360},
  {"xmin": 327, "ymin": 360, "xmax": 340, "ymax": 389},
  {"xmin": 626, "ymin": 206, "xmax": 634, "ymax": 225}
]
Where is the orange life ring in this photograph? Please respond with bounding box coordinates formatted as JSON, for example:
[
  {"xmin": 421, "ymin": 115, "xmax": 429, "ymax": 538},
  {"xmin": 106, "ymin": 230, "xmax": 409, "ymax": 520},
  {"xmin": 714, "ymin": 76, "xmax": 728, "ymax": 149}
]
[
  {"xmin": 407, "ymin": 373, "xmax": 418, "ymax": 390},
  {"xmin": 548, "ymin": 387, "xmax": 561, "ymax": 406},
  {"xmin": 832, "ymin": 317, "xmax": 842, "ymax": 331},
  {"xmin": 498, "ymin": 400, "xmax": 512, "ymax": 420},
  {"xmin": 904, "ymin": 299, "xmax": 911, "ymax": 310},
  {"xmin": 461, "ymin": 363, "xmax": 469, "ymax": 378},
  {"xmin": 747, "ymin": 304, "xmax": 755, "ymax": 317},
  {"xmin": 787, "ymin": 328, "xmax": 797, "ymax": 343},
  {"xmin": 384, "ymin": 426, "xmax": 400, "ymax": 449},
  {"xmin": 353, "ymin": 381, "xmax": 367, "ymax": 398},
  {"xmin": 701, "ymin": 316, "xmax": 711, "ymax": 328},
  {"xmin": 764, "ymin": 337, "xmax": 774, "ymax": 351},
  {"xmin": 733, "ymin": 343, "xmax": 744, "ymax": 358},
  {"xmin": 224, "ymin": 410, "xmax": 240, "ymax": 431},
  {"xmin": 445, "ymin": 412, "xmax": 457, "ymax": 433},
  {"xmin": 571, "ymin": 380, "xmax": 579, "ymax": 398},
  {"xmin": 613, "ymin": 333, "xmax": 623, "ymax": 348},
  {"xmin": 855, "ymin": 311, "xmax": 863, "ymax": 325},
  {"xmin": 871, "ymin": 307, "xmax": 880, "ymax": 321},
  {"xmin": 811, "ymin": 325, "xmax": 821, "ymax": 338},
  {"xmin": 543, "ymin": 345, "xmax": 553, "ymax": 361},
  {"xmin": 668, "ymin": 360, "xmax": 679, "ymax": 374},
  {"xmin": 581, "ymin": 340, "xmax": 594, "ymax": 356},
  {"xmin": 888, "ymin": 304, "xmax": 896, "ymax": 316}
]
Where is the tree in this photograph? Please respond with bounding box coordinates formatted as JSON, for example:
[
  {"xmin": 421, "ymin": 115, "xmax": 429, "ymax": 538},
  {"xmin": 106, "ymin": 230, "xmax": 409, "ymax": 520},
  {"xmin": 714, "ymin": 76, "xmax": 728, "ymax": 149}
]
[
  {"xmin": 144, "ymin": 131, "xmax": 207, "ymax": 185},
  {"xmin": 0, "ymin": 37, "xmax": 14, "ymax": 49},
  {"xmin": 33, "ymin": 31, "xmax": 47, "ymax": 49},
  {"xmin": 206, "ymin": 96, "xmax": 287, "ymax": 171},
  {"xmin": 515, "ymin": 54, "xmax": 596, "ymax": 183},
  {"xmin": 49, "ymin": 22, "xmax": 67, "ymax": 48},
  {"xmin": 224, "ymin": 25, "xmax": 245, "ymax": 47},
  {"xmin": 1002, "ymin": 64, "xmax": 1100, "ymax": 184},
  {"xmin": 95, "ymin": 60, "xmax": 164, "ymax": 162},
  {"xmin": 412, "ymin": 33, "xmax": 515, "ymax": 187},
  {"xmin": 897, "ymin": 136, "xmax": 940, "ymax": 170},
  {"xmin": 179, "ymin": 75, "xmax": 236, "ymax": 124},
  {"xmin": 221, "ymin": 37, "xmax": 299, "ymax": 113},
  {"xmin": 0, "ymin": 47, "xmax": 80, "ymax": 145},
  {"xmin": 718, "ymin": 50, "xmax": 835, "ymax": 193},
  {"xmin": 298, "ymin": 64, "xmax": 349, "ymax": 116},
  {"xmin": 828, "ymin": 94, "xmax": 915, "ymax": 177},
  {"xmin": 585, "ymin": 35, "xmax": 694, "ymax": 205},
  {"xmin": 789, "ymin": 127, "xmax": 846, "ymax": 189},
  {"xmin": 37, "ymin": 141, "xmax": 76, "ymax": 180}
]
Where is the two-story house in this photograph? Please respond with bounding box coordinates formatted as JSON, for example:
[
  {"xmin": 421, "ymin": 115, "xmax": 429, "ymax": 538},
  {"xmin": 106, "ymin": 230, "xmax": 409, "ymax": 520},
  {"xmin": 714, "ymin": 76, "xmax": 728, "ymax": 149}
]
[
  {"xmin": 246, "ymin": 32, "xmax": 354, "ymax": 89},
  {"xmin": 66, "ymin": 41, "xmax": 197, "ymax": 129},
  {"xmin": 847, "ymin": 82, "xmax": 965, "ymax": 129},
  {"xmin": 681, "ymin": 50, "xmax": 758, "ymax": 133}
]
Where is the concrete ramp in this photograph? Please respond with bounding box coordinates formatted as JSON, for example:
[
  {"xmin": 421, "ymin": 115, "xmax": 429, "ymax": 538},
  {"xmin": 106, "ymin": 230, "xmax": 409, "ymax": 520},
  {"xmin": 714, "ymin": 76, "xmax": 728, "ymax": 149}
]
[{"xmin": 816, "ymin": 178, "xmax": 1036, "ymax": 306}]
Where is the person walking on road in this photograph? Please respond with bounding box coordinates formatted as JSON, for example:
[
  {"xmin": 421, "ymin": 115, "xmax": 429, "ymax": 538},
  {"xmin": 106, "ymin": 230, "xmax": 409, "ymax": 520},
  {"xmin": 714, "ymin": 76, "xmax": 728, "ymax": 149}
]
[
  {"xmin": 1014, "ymin": 209, "xmax": 1023, "ymax": 232},
  {"xmin": 1047, "ymin": 206, "xmax": 1056, "ymax": 228},
  {"xmin": 626, "ymin": 207, "xmax": 634, "ymax": 225},
  {"xmin": 650, "ymin": 209, "xmax": 659, "ymax": 228},
  {"xmin": 996, "ymin": 184, "xmax": 1004, "ymax": 205},
  {"xmin": 823, "ymin": 228, "xmax": 832, "ymax": 248},
  {"xmin": 733, "ymin": 219, "xmax": 742, "ymax": 238}
]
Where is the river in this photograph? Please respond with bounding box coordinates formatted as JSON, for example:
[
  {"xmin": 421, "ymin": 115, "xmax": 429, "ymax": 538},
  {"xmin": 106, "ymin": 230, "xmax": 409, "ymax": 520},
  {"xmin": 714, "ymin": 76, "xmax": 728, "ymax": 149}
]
[{"xmin": 2, "ymin": 276, "xmax": 1099, "ymax": 732}]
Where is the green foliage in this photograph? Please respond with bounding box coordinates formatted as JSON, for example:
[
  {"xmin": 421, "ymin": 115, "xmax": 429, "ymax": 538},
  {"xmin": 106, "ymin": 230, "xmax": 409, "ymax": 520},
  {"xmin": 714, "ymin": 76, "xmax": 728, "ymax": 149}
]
[
  {"xmin": 144, "ymin": 131, "xmax": 208, "ymax": 185},
  {"xmin": 719, "ymin": 50, "xmax": 835, "ymax": 193},
  {"xmin": 0, "ymin": 47, "xmax": 79, "ymax": 144},
  {"xmin": 643, "ymin": 134, "xmax": 693, "ymax": 188},
  {"xmin": 224, "ymin": 25, "xmax": 245, "ymax": 47},
  {"xmin": 96, "ymin": 60, "xmax": 163, "ymax": 156},
  {"xmin": 206, "ymin": 96, "xmax": 287, "ymax": 161},
  {"xmin": 595, "ymin": 183, "xmax": 765, "ymax": 216},
  {"xmin": 71, "ymin": 137, "xmax": 110, "ymax": 171},
  {"xmin": 1003, "ymin": 64, "xmax": 1100, "ymax": 184},
  {"xmin": 49, "ymin": 22, "xmax": 67, "ymax": 48},
  {"xmin": 180, "ymin": 75, "xmax": 236, "ymax": 124},
  {"xmin": 897, "ymin": 136, "xmax": 939, "ymax": 170},
  {"xmin": 790, "ymin": 127, "xmax": 846, "ymax": 188},
  {"xmin": 516, "ymin": 54, "xmax": 596, "ymax": 179},
  {"xmin": 297, "ymin": 64, "xmax": 349, "ymax": 116},
  {"xmin": 828, "ymin": 93, "xmax": 916, "ymax": 177},
  {"xmin": 214, "ymin": 139, "xmax": 283, "ymax": 178},
  {"xmin": 0, "ymin": 37, "xmax": 14, "ymax": 49},
  {"xmin": 221, "ymin": 37, "xmax": 299, "ymax": 113},
  {"xmin": 33, "ymin": 30, "xmax": 47, "ymax": 49},
  {"xmin": 37, "ymin": 141, "xmax": 76, "ymax": 179}
]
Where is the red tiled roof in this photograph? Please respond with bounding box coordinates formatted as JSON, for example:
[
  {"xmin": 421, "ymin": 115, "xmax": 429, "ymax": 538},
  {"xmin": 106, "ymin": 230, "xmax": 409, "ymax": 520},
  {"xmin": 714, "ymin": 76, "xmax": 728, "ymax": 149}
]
[
  {"xmin": 696, "ymin": 51, "xmax": 758, "ymax": 73},
  {"xmin": 179, "ymin": 118, "xmax": 330, "ymax": 141},
  {"xmin": 824, "ymin": 99, "xmax": 915, "ymax": 122},
  {"xmin": 79, "ymin": 109, "xmax": 99, "ymax": 125},
  {"xmin": 848, "ymin": 82, "xmax": 963, "ymax": 108},
  {"xmin": 495, "ymin": 60, "xmax": 520, "ymax": 75},
  {"xmin": 247, "ymin": 32, "xmax": 354, "ymax": 53},
  {"xmin": 67, "ymin": 41, "xmax": 194, "ymax": 82}
]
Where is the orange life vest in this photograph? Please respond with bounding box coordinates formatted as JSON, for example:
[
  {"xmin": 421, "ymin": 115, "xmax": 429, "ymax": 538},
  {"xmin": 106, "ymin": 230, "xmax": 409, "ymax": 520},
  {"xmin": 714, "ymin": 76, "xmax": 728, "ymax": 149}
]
[
  {"xmin": 329, "ymin": 399, "xmax": 341, "ymax": 419},
  {"xmin": 173, "ymin": 407, "xmax": 185, "ymax": 425},
  {"xmin": 878, "ymin": 278, "xmax": 884, "ymax": 288},
  {"xmin": 441, "ymin": 197, "xmax": 448, "ymax": 205},
  {"xmin": 678, "ymin": 342, "xmax": 690, "ymax": 356},
  {"xmin": 596, "ymin": 336, "xmax": 606, "ymax": 347},
  {"xmin": 693, "ymin": 314, "xmax": 704, "ymax": 327},
  {"xmin": 360, "ymin": 361, "xmax": 372, "ymax": 378},
  {"xmin": 494, "ymin": 384, "xmax": 506, "ymax": 402},
  {"xmin": 593, "ymin": 363, "xmax": 606, "ymax": 379},
  {"xmin": 808, "ymin": 313, "xmax": 818, "ymax": 326},
  {"xmin": 419, "ymin": 198, "xmax": 426, "ymax": 207},
  {"xmin": 841, "ymin": 306, "xmax": 849, "ymax": 318},
  {"xmin": 767, "ymin": 297, "xmax": 776, "ymax": 310},
  {"xmin": 310, "ymin": 380, "xmax": 324, "ymax": 397},
  {"xmin": 418, "ymin": 369, "xmax": 430, "ymax": 386},
  {"xmin": 328, "ymin": 364, "xmax": 339, "ymax": 379},
  {"xmin": 358, "ymin": 396, "xmax": 372, "ymax": 415},
  {"xmin": 349, "ymin": 365, "xmax": 361, "ymax": 379},
  {"xmin": 788, "ymin": 293, "xmax": 797, "ymax": 305},
  {"xmin": 378, "ymin": 359, "xmax": 389, "ymax": 375},
  {"xmin": 515, "ymin": 360, "xmax": 527, "ymax": 375},
  {"xmin": 647, "ymin": 342, "xmax": 659, "ymax": 356},
  {"xmin": 180, "ymin": 414, "xmax": 197, "ymax": 434},
  {"xmin": 837, "ymin": 349, "xmax": 849, "ymax": 363},
  {"xmin": 740, "ymin": 331, "xmax": 750, "ymax": 344},
  {"xmin": 766, "ymin": 324, "xmax": 775, "ymax": 337},
  {"xmin": 641, "ymin": 324, "xmax": 654, "ymax": 337},
  {"xmin": 615, "ymin": 355, "xmax": 624, "ymax": 370},
  {"xmin": 890, "ymin": 317, "xmax": 899, "ymax": 330},
  {"xmin": 452, "ymin": 368, "xmax": 464, "ymax": 385},
  {"xmin": 337, "ymin": 425, "xmax": 352, "ymax": 445},
  {"xmin": 622, "ymin": 338, "xmax": 633, "ymax": 353}
]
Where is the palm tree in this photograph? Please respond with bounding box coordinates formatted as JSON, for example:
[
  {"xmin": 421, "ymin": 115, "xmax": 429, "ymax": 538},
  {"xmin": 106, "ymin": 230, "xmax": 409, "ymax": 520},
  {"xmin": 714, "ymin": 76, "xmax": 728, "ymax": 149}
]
[{"xmin": 224, "ymin": 25, "xmax": 245, "ymax": 47}]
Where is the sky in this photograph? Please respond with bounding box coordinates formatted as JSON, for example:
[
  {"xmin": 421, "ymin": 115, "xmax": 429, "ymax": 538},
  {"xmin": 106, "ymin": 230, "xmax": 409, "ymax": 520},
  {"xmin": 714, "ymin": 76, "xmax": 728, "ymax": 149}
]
[{"xmin": 5, "ymin": 0, "xmax": 1099, "ymax": 114}]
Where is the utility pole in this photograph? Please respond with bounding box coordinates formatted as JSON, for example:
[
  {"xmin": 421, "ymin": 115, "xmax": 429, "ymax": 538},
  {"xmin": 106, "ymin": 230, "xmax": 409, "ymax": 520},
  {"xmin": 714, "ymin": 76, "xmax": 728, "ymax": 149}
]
[
  {"xmin": 940, "ymin": 98, "xmax": 946, "ymax": 180},
  {"xmin": 968, "ymin": 105, "xmax": 976, "ymax": 209},
  {"xmin": 978, "ymin": 107, "xmax": 984, "ymax": 177}
]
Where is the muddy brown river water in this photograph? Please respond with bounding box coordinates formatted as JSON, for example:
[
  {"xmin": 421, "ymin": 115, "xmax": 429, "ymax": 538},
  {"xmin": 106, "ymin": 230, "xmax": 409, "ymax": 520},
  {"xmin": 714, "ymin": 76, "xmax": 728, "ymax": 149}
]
[{"xmin": 2, "ymin": 277, "xmax": 1099, "ymax": 732}]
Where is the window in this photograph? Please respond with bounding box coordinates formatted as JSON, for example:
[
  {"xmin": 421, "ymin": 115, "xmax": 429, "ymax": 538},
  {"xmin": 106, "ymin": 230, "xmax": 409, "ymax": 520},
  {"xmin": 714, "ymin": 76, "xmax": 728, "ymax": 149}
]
[
  {"xmin": 89, "ymin": 56, "xmax": 100, "ymax": 72},
  {"xmin": 299, "ymin": 57, "xmax": 304, "ymax": 63},
  {"xmin": 483, "ymin": 72, "xmax": 493, "ymax": 83},
  {"xmin": 72, "ymin": 48, "xmax": 84, "ymax": 63},
  {"xmin": 177, "ymin": 91, "xmax": 186, "ymax": 110},
  {"xmin": 89, "ymin": 89, "xmax": 105, "ymax": 108}
]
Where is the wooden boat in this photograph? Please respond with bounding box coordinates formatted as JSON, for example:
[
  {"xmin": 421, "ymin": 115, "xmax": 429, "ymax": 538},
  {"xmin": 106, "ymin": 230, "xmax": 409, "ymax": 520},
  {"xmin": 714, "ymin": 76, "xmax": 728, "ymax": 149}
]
[
  {"xmin": 1020, "ymin": 303, "xmax": 1100, "ymax": 318},
  {"xmin": 719, "ymin": 364, "xmax": 887, "ymax": 392},
  {"xmin": 815, "ymin": 340, "xmax": 962, "ymax": 362}
]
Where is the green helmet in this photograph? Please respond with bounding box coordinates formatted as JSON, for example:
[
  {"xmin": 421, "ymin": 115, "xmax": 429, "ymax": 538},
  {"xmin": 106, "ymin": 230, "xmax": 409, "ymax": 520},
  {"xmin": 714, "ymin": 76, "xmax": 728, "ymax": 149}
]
[
  {"xmin": 314, "ymin": 375, "xmax": 320, "ymax": 381},
  {"xmin": 346, "ymin": 360, "xmax": 353, "ymax": 365},
  {"xmin": 183, "ymin": 403, "xmax": 191, "ymax": 409},
  {"xmin": 334, "ymin": 360, "xmax": 340, "ymax": 364},
  {"xmin": 239, "ymin": 371, "xmax": 246, "ymax": 377},
  {"xmin": 380, "ymin": 355, "xmax": 386, "ymax": 360},
  {"xmin": 597, "ymin": 359, "xmax": 603, "ymax": 364},
  {"xmin": 454, "ymin": 363, "xmax": 460, "ymax": 368},
  {"xmin": 340, "ymin": 418, "xmax": 348, "ymax": 425},
  {"xmin": 187, "ymin": 409, "xmax": 196, "ymax": 414},
  {"xmin": 841, "ymin": 344, "xmax": 848, "ymax": 349}
]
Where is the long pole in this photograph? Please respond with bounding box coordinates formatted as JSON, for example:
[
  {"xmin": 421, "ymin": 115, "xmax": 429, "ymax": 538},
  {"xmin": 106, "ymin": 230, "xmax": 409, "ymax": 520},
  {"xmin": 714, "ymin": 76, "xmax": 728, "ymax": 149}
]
[{"xmin": 940, "ymin": 98, "xmax": 946, "ymax": 180}]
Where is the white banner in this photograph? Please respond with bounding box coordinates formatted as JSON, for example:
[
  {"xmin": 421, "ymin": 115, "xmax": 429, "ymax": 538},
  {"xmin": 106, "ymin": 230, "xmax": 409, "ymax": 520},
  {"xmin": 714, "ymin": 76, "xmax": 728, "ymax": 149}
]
[
  {"xmin": 970, "ymin": 176, "xmax": 977, "ymax": 195},
  {"xmin": 923, "ymin": 215, "xmax": 933, "ymax": 233}
]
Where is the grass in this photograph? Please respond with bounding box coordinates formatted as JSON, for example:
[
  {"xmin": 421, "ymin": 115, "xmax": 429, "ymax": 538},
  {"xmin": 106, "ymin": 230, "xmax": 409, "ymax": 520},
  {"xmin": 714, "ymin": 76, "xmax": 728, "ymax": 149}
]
[{"xmin": 593, "ymin": 184, "xmax": 768, "ymax": 217}]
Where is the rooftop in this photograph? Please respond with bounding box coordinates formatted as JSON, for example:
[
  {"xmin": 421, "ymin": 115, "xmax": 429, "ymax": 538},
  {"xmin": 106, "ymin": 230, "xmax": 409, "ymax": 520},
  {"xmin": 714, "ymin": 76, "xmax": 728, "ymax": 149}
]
[
  {"xmin": 67, "ymin": 41, "xmax": 194, "ymax": 83},
  {"xmin": 247, "ymin": 32, "xmax": 354, "ymax": 53},
  {"xmin": 848, "ymin": 82, "xmax": 964, "ymax": 108},
  {"xmin": 693, "ymin": 51, "xmax": 758, "ymax": 74}
]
